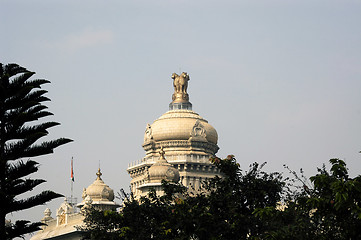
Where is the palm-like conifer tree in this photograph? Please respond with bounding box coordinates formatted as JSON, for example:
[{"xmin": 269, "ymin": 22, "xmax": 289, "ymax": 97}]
[{"xmin": 0, "ymin": 63, "xmax": 73, "ymax": 239}]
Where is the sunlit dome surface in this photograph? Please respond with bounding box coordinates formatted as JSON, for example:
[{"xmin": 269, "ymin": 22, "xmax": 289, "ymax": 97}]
[{"xmin": 147, "ymin": 109, "xmax": 218, "ymax": 145}]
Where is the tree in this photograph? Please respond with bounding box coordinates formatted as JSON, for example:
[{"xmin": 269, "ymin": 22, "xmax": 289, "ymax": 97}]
[
  {"xmin": 82, "ymin": 155, "xmax": 361, "ymax": 240},
  {"xmin": 0, "ymin": 63, "xmax": 73, "ymax": 239},
  {"xmin": 256, "ymin": 159, "xmax": 361, "ymax": 240},
  {"xmin": 81, "ymin": 155, "xmax": 286, "ymax": 240},
  {"xmin": 304, "ymin": 158, "xmax": 361, "ymax": 239}
]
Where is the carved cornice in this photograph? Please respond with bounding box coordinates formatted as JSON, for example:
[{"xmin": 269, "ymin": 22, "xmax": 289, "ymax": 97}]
[
  {"xmin": 157, "ymin": 111, "xmax": 204, "ymax": 120},
  {"xmin": 142, "ymin": 140, "xmax": 219, "ymax": 155}
]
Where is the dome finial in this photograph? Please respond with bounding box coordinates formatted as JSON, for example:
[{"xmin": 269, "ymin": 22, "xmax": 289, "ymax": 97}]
[
  {"xmin": 170, "ymin": 72, "xmax": 192, "ymax": 110},
  {"xmin": 96, "ymin": 168, "xmax": 102, "ymax": 180}
]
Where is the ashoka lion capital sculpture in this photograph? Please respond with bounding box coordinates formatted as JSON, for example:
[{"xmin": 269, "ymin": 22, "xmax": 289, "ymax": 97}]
[{"xmin": 171, "ymin": 72, "xmax": 190, "ymax": 103}]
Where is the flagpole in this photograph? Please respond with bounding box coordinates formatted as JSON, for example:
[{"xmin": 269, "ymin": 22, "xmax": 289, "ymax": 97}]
[{"xmin": 71, "ymin": 157, "xmax": 74, "ymax": 206}]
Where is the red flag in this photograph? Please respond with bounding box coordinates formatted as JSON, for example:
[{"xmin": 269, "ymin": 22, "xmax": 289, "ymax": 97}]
[{"xmin": 71, "ymin": 157, "xmax": 74, "ymax": 182}]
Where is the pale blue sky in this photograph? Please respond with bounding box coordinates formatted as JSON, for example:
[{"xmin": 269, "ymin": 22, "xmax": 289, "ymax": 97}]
[{"xmin": 1, "ymin": 0, "xmax": 361, "ymax": 237}]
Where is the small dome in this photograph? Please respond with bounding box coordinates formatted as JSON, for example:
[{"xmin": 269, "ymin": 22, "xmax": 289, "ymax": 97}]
[
  {"xmin": 144, "ymin": 110, "xmax": 218, "ymax": 145},
  {"xmin": 148, "ymin": 148, "xmax": 180, "ymax": 183},
  {"xmin": 148, "ymin": 161, "xmax": 180, "ymax": 183},
  {"xmin": 84, "ymin": 168, "xmax": 114, "ymax": 202}
]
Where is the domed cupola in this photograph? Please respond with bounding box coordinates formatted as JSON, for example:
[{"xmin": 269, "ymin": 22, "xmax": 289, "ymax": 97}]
[
  {"xmin": 78, "ymin": 169, "xmax": 119, "ymax": 211},
  {"xmin": 84, "ymin": 168, "xmax": 114, "ymax": 201},
  {"xmin": 136, "ymin": 147, "xmax": 180, "ymax": 197},
  {"xmin": 143, "ymin": 72, "xmax": 219, "ymax": 157},
  {"xmin": 148, "ymin": 147, "xmax": 180, "ymax": 183}
]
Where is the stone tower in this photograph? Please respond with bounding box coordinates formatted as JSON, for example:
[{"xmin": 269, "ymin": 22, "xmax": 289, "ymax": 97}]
[{"xmin": 127, "ymin": 72, "xmax": 220, "ymax": 198}]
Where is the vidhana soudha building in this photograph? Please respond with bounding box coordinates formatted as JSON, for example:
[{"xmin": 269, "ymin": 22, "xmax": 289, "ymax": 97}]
[{"xmin": 31, "ymin": 72, "xmax": 220, "ymax": 239}]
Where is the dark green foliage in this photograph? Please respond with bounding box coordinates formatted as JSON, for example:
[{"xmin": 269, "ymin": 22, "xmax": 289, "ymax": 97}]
[
  {"xmin": 82, "ymin": 156, "xmax": 361, "ymax": 240},
  {"xmin": 257, "ymin": 159, "xmax": 361, "ymax": 240},
  {"xmin": 81, "ymin": 155, "xmax": 286, "ymax": 240},
  {"xmin": 305, "ymin": 159, "xmax": 361, "ymax": 239},
  {"xmin": 0, "ymin": 63, "xmax": 72, "ymax": 239}
]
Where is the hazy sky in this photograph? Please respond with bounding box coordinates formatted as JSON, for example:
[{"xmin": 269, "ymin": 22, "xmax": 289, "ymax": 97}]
[{"xmin": 1, "ymin": 0, "xmax": 361, "ymax": 238}]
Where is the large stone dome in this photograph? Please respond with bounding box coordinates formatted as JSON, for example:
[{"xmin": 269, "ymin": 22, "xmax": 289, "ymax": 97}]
[
  {"xmin": 145, "ymin": 110, "xmax": 218, "ymax": 145},
  {"xmin": 142, "ymin": 72, "xmax": 219, "ymax": 157}
]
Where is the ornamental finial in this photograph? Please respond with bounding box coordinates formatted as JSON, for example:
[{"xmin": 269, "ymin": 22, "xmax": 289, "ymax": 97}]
[
  {"xmin": 96, "ymin": 168, "xmax": 102, "ymax": 180},
  {"xmin": 171, "ymin": 72, "xmax": 190, "ymax": 103},
  {"xmin": 169, "ymin": 72, "xmax": 192, "ymax": 110}
]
